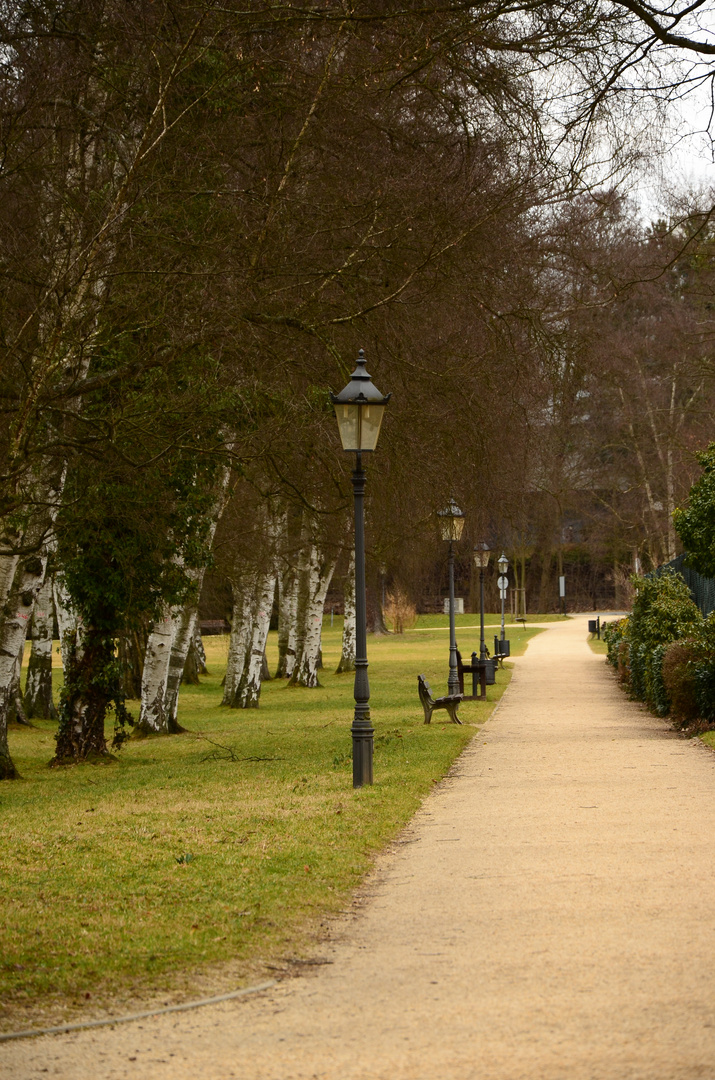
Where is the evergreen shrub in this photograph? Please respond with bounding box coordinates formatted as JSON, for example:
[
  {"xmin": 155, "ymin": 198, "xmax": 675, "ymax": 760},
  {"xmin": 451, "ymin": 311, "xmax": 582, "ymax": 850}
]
[
  {"xmin": 603, "ymin": 618, "xmax": 627, "ymax": 668},
  {"xmin": 649, "ymin": 643, "xmax": 670, "ymax": 717},
  {"xmin": 617, "ymin": 641, "xmax": 629, "ymax": 684},
  {"xmin": 618, "ymin": 570, "xmax": 702, "ymax": 711},
  {"xmin": 694, "ymin": 660, "xmax": 715, "ymax": 724},
  {"xmin": 661, "ymin": 641, "xmax": 701, "ymax": 727}
]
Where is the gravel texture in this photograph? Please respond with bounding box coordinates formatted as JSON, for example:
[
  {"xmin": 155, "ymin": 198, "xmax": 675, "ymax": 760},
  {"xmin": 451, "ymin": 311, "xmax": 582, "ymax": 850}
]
[{"xmin": 4, "ymin": 613, "xmax": 715, "ymax": 1080}]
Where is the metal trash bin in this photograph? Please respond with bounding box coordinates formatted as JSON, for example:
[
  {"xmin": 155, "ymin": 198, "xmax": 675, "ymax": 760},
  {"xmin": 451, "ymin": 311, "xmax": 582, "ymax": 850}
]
[{"xmin": 494, "ymin": 636, "xmax": 511, "ymax": 658}]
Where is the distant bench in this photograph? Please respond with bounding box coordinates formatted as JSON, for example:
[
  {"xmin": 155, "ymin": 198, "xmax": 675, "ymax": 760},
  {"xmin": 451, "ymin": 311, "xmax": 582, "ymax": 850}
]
[
  {"xmin": 456, "ymin": 649, "xmax": 497, "ymax": 699},
  {"xmin": 418, "ymin": 674, "xmax": 462, "ymax": 725}
]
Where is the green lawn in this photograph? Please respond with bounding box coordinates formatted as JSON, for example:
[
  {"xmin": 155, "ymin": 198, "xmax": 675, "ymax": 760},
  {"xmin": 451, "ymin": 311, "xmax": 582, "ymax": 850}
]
[
  {"xmin": 587, "ymin": 635, "xmax": 608, "ymax": 655},
  {"xmin": 1, "ymin": 618, "xmax": 541, "ymax": 1032},
  {"xmin": 410, "ymin": 612, "xmax": 567, "ymax": 630}
]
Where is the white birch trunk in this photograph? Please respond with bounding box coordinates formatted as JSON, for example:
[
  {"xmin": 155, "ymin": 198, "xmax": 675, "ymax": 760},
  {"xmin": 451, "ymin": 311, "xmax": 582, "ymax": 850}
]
[
  {"xmin": 164, "ymin": 599, "xmax": 200, "ymax": 730},
  {"xmin": 53, "ymin": 575, "xmax": 78, "ymax": 676},
  {"xmin": 0, "ymin": 552, "xmax": 50, "ymax": 777},
  {"xmin": 290, "ymin": 540, "xmax": 337, "ymax": 689},
  {"xmin": 276, "ymin": 565, "xmax": 299, "ymax": 679},
  {"xmin": 138, "ymin": 467, "xmax": 230, "ymax": 732},
  {"xmin": 0, "ymin": 553, "xmax": 20, "ymax": 612},
  {"xmin": 237, "ymin": 572, "xmax": 277, "ymax": 708},
  {"xmin": 193, "ymin": 627, "xmax": 208, "ymax": 675},
  {"xmin": 336, "ymin": 550, "xmax": 356, "ymax": 673},
  {"xmin": 24, "ymin": 572, "xmax": 58, "ymax": 720},
  {"xmin": 8, "ymin": 647, "xmax": 29, "ymax": 727},
  {"xmin": 137, "ymin": 609, "xmax": 176, "ymax": 734},
  {"xmin": 222, "ymin": 574, "xmax": 257, "ymax": 707}
]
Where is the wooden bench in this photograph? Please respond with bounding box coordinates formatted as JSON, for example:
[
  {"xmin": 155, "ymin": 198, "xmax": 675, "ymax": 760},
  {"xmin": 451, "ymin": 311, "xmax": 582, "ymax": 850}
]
[
  {"xmin": 456, "ymin": 649, "xmax": 478, "ymax": 697},
  {"xmin": 418, "ymin": 674, "xmax": 462, "ymax": 724},
  {"xmin": 456, "ymin": 649, "xmax": 497, "ymax": 699}
]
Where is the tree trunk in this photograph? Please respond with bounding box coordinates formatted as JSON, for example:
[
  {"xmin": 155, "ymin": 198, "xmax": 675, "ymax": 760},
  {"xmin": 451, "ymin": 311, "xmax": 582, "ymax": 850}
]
[
  {"xmin": 367, "ymin": 580, "xmax": 389, "ymax": 635},
  {"xmin": 0, "ymin": 553, "xmax": 50, "ymax": 778},
  {"xmin": 53, "ymin": 575, "xmax": 78, "ymax": 676},
  {"xmin": 234, "ymin": 573, "xmax": 276, "ymax": 708},
  {"xmin": 276, "ymin": 565, "xmax": 299, "ymax": 678},
  {"xmin": 182, "ymin": 636, "xmax": 201, "ymax": 685},
  {"xmin": 223, "ymin": 500, "xmax": 283, "ymax": 708},
  {"xmin": 163, "ymin": 601, "xmax": 199, "ymax": 729},
  {"xmin": 194, "ymin": 627, "xmax": 208, "ymax": 675},
  {"xmin": 538, "ymin": 547, "xmax": 553, "ymax": 613},
  {"xmin": 8, "ymin": 648, "xmax": 30, "ymax": 727},
  {"xmin": 336, "ymin": 550, "xmax": 356, "ymax": 673},
  {"xmin": 138, "ymin": 586, "xmax": 204, "ymax": 733},
  {"xmin": 136, "ymin": 609, "xmax": 176, "ymax": 734},
  {"xmin": 222, "ymin": 574, "xmax": 256, "ymax": 707},
  {"xmin": 117, "ymin": 626, "xmax": 147, "ymax": 699},
  {"xmin": 52, "ymin": 627, "xmax": 117, "ymax": 762},
  {"xmin": 0, "ymin": 552, "xmax": 20, "ymax": 613},
  {"xmin": 181, "ymin": 625, "xmax": 208, "ymax": 684},
  {"xmin": 289, "ymin": 540, "xmax": 337, "ymax": 689},
  {"xmin": 24, "ymin": 572, "xmax": 58, "ymax": 720},
  {"xmin": 137, "ymin": 467, "xmax": 230, "ymax": 731}
]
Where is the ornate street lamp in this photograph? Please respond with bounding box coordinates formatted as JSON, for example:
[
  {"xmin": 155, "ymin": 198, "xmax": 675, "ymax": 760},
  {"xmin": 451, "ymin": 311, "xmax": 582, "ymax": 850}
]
[
  {"xmin": 438, "ymin": 500, "xmax": 465, "ymax": 694},
  {"xmin": 497, "ymin": 552, "xmax": 509, "ymax": 643},
  {"xmin": 473, "ymin": 542, "xmax": 491, "ymax": 698},
  {"xmin": 331, "ymin": 349, "xmax": 390, "ymax": 788}
]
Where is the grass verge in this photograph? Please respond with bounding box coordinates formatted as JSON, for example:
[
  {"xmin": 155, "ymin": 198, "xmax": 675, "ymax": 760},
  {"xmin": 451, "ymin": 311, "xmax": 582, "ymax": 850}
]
[{"xmin": 2, "ymin": 619, "xmax": 541, "ymax": 1032}]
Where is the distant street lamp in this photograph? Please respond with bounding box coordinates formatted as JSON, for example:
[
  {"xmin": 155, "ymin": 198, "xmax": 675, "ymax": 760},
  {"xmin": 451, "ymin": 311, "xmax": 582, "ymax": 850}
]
[
  {"xmin": 473, "ymin": 542, "xmax": 491, "ymax": 699},
  {"xmin": 497, "ymin": 552, "xmax": 509, "ymax": 642},
  {"xmin": 331, "ymin": 349, "xmax": 390, "ymax": 788},
  {"xmin": 438, "ymin": 500, "xmax": 465, "ymax": 695}
]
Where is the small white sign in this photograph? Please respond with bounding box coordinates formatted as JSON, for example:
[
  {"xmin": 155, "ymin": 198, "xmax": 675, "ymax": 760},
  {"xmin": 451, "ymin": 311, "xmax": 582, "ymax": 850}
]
[
  {"xmin": 497, "ymin": 575, "xmax": 509, "ymax": 590},
  {"xmin": 559, "ymin": 575, "xmax": 566, "ymax": 598},
  {"xmin": 499, "ymin": 588, "xmax": 507, "ymax": 600},
  {"xmin": 443, "ymin": 598, "xmax": 464, "ymax": 614}
]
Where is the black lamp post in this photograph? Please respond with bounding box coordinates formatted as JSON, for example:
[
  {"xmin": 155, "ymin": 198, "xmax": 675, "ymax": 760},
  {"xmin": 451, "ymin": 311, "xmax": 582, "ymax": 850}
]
[
  {"xmin": 497, "ymin": 552, "xmax": 509, "ymax": 642},
  {"xmin": 438, "ymin": 500, "xmax": 465, "ymax": 695},
  {"xmin": 331, "ymin": 349, "xmax": 390, "ymax": 788},
  {"xmin": 473, "ymin": 542, "xmax": 491, "ymax": 698}
]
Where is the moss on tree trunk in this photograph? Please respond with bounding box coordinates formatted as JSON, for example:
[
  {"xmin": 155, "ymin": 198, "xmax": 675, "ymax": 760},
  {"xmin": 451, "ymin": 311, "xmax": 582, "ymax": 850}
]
[{"xmin": 53, "ymin": 631, "xmax": 123, "ymax": 763}]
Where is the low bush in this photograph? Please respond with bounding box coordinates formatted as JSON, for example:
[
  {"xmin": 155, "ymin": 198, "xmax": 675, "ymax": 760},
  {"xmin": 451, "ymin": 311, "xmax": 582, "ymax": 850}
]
[
  {"xmin": 694, "ymin": 657, "xmax": 715, "ymax": 725},
  {"xmin": 649, "ymin": 642, "xmax": 671, "ymax": 717},
  {"xmin": 628, "ymin": 570, "xmax": 702, "ymax": 655},
  {"xmin": 617, "ymin": 640, "xmax": 630, "ymax": 684},
  {"xmin": 661, "ymin": 641, "xmax": 700, "ymax": 727},
  {"xmin": 603, "ymin": 618, "xmax": 627, "ymax": 668},
  {"xmin": 620, "ymin": 570, "xmax": 702, "ymax": 711},
  {"xmin": 628, "ymin": 640, "xmax": 648, "ymax": 701},
  {"xmin": 606, "ymin": 570, "xmax": 715, "ymax": 730}
]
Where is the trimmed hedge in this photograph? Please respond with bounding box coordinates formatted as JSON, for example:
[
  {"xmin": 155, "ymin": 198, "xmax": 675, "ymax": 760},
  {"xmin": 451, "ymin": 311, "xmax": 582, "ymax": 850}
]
[{"xmin": 602, "ymin": 570, "xmax": 715, "ymax": 731}]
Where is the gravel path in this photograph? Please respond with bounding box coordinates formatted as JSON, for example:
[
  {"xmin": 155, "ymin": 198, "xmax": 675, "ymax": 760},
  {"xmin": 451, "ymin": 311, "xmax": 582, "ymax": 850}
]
[{"xmin": 5, "ymin": 613, "xmax": 715, "ymax": 1079}]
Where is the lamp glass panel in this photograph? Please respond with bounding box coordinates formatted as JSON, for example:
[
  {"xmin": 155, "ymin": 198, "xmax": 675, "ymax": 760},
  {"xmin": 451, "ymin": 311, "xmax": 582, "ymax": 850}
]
[
  {"xmin": 498, "ymin": 554, "xmax": 509, "ymax": 574},
  {"xmin": 359, "ymin": 403, "xmax": 385, "ymax": 451},
  {"xmin": 473, "ymin": 548, "xmax": 491, "ymax": 569},
  {"xmin": 439, "ymin": 513, "xmax": 464, "ymax": 541},
  {"xmin": 334, "ymin": 402, "xmax": 360, "ymax": 451}
]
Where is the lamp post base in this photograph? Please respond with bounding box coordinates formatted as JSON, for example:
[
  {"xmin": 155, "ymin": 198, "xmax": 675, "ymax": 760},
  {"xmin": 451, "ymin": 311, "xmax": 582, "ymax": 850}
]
[{"xmin": 352, "ymin": 723, "xmax": 374, "ymax": 787}]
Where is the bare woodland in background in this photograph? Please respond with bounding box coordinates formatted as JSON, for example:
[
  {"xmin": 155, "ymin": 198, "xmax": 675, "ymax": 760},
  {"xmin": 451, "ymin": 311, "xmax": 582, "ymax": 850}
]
[{"xmin": 2, "ymin": 0, "xmax": 715, "ymax": 776}]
